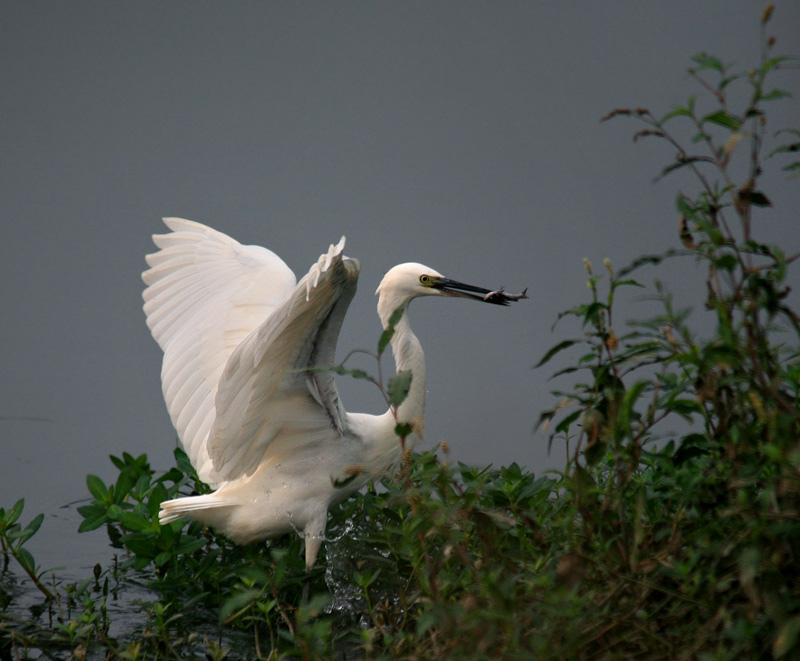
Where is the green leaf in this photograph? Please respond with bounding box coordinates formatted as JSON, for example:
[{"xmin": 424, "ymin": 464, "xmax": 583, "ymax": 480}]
[
  {"xmin": 549, "ymin": 365, "xmax": 580, "ymax": 379},
  {"xmin": 342, "ymin": 367, "xmax": 373, "ymax": 382},
  {"xmin": 691, "ymin": 52, "xmax": 723, "ymax": 72},
  {"xmin": 768, "ymin": 140, "xmax": 800, "ymax": 161},
  {"xmin": 24, "ymin": 512, "xmax": 44, "ymax": 536},
  {"xmin": 669, "ymin": 398, "xmax": 704, "ymax": 420},
  {"xmin": 762, "ymin": 55, "xmax": 789, "ymax": 74},
  {"xmin": 535, "ymin": 340, "xmax": 580, "ymax": 368},
  {"xmin": 378, "ymin": 305, "xmax": 405, "ymax": 354},
  {"xmin": 572, "ymin": 465, "xmax": 597, "ymax": 494},
  {"xmin": 149, "ymin": 482, "xmax": 169, "ymax": 518},
  {"xmin": 154, "ymin": 551, "xmax": 172, "ymax": 567},
  {"xmin": 702, "ymin": 110, "xmax": 741, "ymax": 130},
  {"xmin": 5, "ymin": 499, "xmax": 25, "ymax": 527},
  {"xmin": 555, "ymin": 410, "xmax": 582, "ymax": 434},
  {"xmin": 394, "ymin": 422, "xmax": 413, "ymax": 439},
  {"xmin": 16, "ymin": 547, "xmax": 35, "ymax": 575},
  {"xmin": 86, "ymin": 474, "xmax": 108, "ymax": 502},
  {"xmin": 109, "ymin": 454, "xmax": 126, "ymax": 471},
  {"xmin": 76, "ymin": 504, "xmax": 105, "ymax": 519},
  {"xmin": 377, "ymin": 328, "xmax": 394, "ymax": 355},
  {"xmin": 738, "ymin": 189, "xmax": 772, "ymax": 207},
  {"xmin": 660, "ymin": 105, "xmax": 694, "ymax": 124},
  {"xmin": 658, "ymin": 155, "xmax": 713, "ymax": 179},
  {"xmin": 118, "ymin": 511, "xmax": 154, "ymax": 533},
  {"xmin": 611, "ymin": 279, "xmax": 645, "ymax": 292},
  {"xmin": 113, "ymin": 469, "xmax": 136, "ymax": 504},
  {"xmin": 120, "ymin": 534, "xmax": 158, "ymax": 559},
  {"xmin": 621, "ymin": 380, "xmax": 650, "ymax": 426},
  {"xmin": 354, "ymin": 568, "xmax": 381, "ymax": 589},
  {"xmin": 575, "ymin": 301, "xmax": 607, "ymax": 328},
  {"xmin": 713, "ymin": 254, "xmax": 738, "ymax": 271},
  {"xmin": 132, "ymin": 473, "xmax": 151, "ymax": 499},
  {"xmin": 388, "ymin": 371, "xmax": 413, "ymax": 408},
  {"xmin": 769, "ymin": 144, "xmax": 800, "ymax": 157},
  {"xmin": 176, "ymin": 538, "xmax": 208, "ymax": 555},
  {"xmin": 73, "ymin": 577, "xmax": 93, "ymax": 600},
  {"xmin": 78, "ymin": 512, "xmax": 108, "ymax": 533},
  {"xmin": 718, "ymin": 74, "xmax": 738, "ymax": 91},
  {"xmin": 761, "ymin": 88, "xmax": 790, "ymax": 102},
  {"xmin": 174, "ymin": 448, "xmax": 194, "ymax": 475},
  {"xmin": 157, "ymin": 467, "xmax": 185, "ymax": 484},
  {"xmin": 618, "ymin": 252, "xmax": 671, "ymax": 278},
  {"xmin": 220, "ymin": 589, "xmax": 263, "ymax": 623},
  {"xmin": 10, "ymin": 513, "xmax": 44, "ymax": 547}
]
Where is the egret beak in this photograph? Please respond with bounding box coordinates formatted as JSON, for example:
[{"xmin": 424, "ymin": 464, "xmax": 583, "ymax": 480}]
[{"xmin": 433, "ymin": 278, "xmax": 527, "ymax": 306}]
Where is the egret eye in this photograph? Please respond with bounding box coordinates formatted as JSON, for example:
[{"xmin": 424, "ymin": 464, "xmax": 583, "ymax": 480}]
[{"xmin": 419, "ymin": 274, "xmax": 432, "ymax": 285}]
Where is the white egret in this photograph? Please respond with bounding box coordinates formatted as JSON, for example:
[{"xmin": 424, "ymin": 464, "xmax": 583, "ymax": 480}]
[{"xmin": 143, "ymin": 218, "xmax": 524, "ymax": 572}]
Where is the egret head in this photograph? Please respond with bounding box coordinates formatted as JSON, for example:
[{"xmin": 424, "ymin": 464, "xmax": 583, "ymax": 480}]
[{"xmin": 376, "ymin": 262, "xmax": 517, "ymax": 325}]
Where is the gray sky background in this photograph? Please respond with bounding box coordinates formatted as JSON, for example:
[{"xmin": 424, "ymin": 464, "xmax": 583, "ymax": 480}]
[{"xmin": 1, "ymin": 2, "xmax": 798, "ymax": 571}]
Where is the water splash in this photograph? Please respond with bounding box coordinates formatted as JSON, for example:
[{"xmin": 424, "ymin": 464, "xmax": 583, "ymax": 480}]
[{"xmin": 322, "ymin": 520, "xmax": 400, "ymax": 626}]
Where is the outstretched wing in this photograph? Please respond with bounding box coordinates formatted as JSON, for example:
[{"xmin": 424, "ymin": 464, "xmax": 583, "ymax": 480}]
[
  {"xmin": 142, "ymin": 218, "xmax": 297, "ymax": 480},
  {"xmin": 206, "ymin": 239, "xmax": 360, "ymax": 483}
]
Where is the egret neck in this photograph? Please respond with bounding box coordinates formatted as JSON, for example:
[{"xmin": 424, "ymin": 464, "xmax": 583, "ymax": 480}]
[{"xmin": 377, "ymin": 299, "xmax": 426, "ymax": 448}]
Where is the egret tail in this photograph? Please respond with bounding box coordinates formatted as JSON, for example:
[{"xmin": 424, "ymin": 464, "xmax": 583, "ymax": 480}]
[{"xmin": 158, "ymin": 494, "xmax": 233, "ymax": 525}]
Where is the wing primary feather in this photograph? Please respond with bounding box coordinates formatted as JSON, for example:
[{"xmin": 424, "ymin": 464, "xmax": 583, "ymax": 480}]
[
  {"xmin": 208, "ymin": 239, "xmax": 359, "ymax": 481},
  {"xmin": 142, "ymin": 218, "xmax": 296, "ymax": 478}
]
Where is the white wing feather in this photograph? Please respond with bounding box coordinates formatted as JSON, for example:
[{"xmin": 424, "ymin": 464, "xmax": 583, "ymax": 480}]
[
  {"xmin": 142, "ymin": 218, "xmax": 296, "ymax": 482},
  {"xmin": 207, "ymin": 238, "xmax": 359, "ymax": 483}
]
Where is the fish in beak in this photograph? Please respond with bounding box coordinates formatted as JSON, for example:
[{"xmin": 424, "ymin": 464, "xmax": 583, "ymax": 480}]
[{"xmin": 432, "ymin": 278, "xmax": 528, "ymax": 306}]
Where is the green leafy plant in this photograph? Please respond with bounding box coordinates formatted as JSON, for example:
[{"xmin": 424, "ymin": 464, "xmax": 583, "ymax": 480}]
[
  {"xmin": 536, "ymin": 5, "xmax": 800, "ymax": 657},
  {"xmin": 0, "ymin": 500, "xmax": 54, "ymax": 602}
]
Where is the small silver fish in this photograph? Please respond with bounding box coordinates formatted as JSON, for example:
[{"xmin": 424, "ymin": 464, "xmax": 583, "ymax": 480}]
[{"xmin": 483, "ymin": 287, "xmax": 529, "ymax": 305}]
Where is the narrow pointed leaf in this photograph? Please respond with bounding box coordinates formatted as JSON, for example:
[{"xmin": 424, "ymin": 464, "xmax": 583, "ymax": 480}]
[
  {"xmin": 535, "ymin": 340, "xmax": 580, "ymax": 368},
  {"xmin": 378, "ymin": 306, "xmax": 405, "ymax": 354},
  {"xmin": 691, "ymin": 53, "xmax": 723, "ymax": 71},
  {"xmin": 6, "ymin": 499, "xmax": 25, "ymax": 527},
  {"xmin": 660, "ymin": 106, "xmax": 694, "ymax": 123},
  {"xmin": 388, "ymin": 371, "xmax": 413, "ymax": 408},
  {"xmin": 703, "ymin": 110, "xmax": 741, "ymax": 129}
]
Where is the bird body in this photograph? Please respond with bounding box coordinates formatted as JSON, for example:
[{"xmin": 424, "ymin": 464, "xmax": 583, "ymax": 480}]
[
  {"xmin": 159, "ymin": 410, "xmax": 399, "ymax": 546},
  {"xmin": 143, "ymin": 218, "xmax": 523, "ymax": 570}
]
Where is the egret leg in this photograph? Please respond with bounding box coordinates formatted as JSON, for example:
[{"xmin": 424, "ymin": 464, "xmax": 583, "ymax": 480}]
[{"xmin": 301, "ymin": 509, "xmax": 327, "ymax": 605}]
